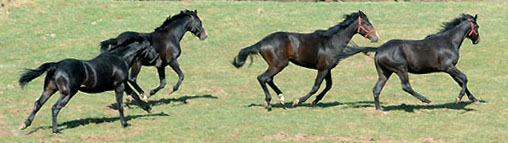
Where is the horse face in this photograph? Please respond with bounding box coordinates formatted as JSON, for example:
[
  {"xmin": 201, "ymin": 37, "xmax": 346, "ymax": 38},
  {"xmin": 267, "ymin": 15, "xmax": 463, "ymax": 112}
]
[
  {"xmin": 467, "ymin": 17, "xmax": 480, "ymax": 45},
  {"xmin": 358, "ymin": 12, "xmax": 378, "ymax": 43},
  {"xmin": 189, "ymin": 14, "xmax": 208, "ymax": 41}
]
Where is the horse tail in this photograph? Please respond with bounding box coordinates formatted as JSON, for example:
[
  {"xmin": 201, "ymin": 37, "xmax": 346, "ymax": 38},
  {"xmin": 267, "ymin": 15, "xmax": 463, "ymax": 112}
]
[
  {"xmin": 231, "ymin": 43, "xmax": 261, "ymax": 68},
  {"xmin": 336, "ymin": 46, "xmax": 378, "ymax": 59},
  {"xmin": 100, "ymin": 38, "xmax": 117, "ymax": 53},
  {"xmin": 19, "ymin": 62, "xmax": 58, "ymax": 89}
]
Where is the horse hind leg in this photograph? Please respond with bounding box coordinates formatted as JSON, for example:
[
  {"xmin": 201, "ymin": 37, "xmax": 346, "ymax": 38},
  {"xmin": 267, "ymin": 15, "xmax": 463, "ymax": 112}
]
[
  {"xmin": 258, "ymin": 65, "xmax": 286, "ymax": 110},
  {"xmin": 372, "ymin": 68, "xmax": 393, "ymax": 110},
  {"xmin": 267, "ymin": 80, "xmax": 285, "ymax": 105},
  {"xmin": 395, "ymin": 71, "xmax": 432, "ymax": 104},
  {"xmin": 50, "ymin": 89, "xmax": 78, "ymax": 133},
  {"xmin": 264, "ymin": 59, "xmax": 287, "ymax": 106},
  {"xmin": 19, "ymin": 80, "xmax": 58, "ymax": 130},
  {"xmin": 115, "ymin": 83, "xmax": 131, "ymax": 128}
]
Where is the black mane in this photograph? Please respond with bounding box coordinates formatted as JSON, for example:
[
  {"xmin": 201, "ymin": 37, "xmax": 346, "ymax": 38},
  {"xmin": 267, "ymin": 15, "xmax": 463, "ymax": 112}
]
[
  {"xmin": 426, "ymin": 14, "xmax": 474, "ymax": 38},
  {"xmin": 314, "ymin": 12, "xmax": 359, "ymax": 37},
  {"xmin": 154, "ymin": 10, "xmax": 197, "ymax": 31}
]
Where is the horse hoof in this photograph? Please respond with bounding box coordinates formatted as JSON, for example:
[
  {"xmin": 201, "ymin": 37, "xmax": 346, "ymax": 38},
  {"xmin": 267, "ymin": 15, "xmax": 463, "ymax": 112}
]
[
  {"xmin": 455, "ymin": 97, "xmax": 461, "ymax": 104},
  {"xmin": 278, "ymin": 94, "xmax": 285, "ymax": 105},
  {"xmin": 311, "ymin": 101, "xmax": 317, "ymax": 107},
  {"xmin": 292, "ymin": 99, "xmax": 300, "ymax": 107},
  {"xmin": 425, "ymin": 102, "xmax": 433, "ymax": 106},
  {"xmin": 374, "ymin": 110, "xmax": 388, "ymax": 115},
  {"xmin": 473, "ymin": 100, "xmax": 481, "ymax": 104},
  {"xmin": 142, "ymin": 94, "xmax": 149, "ymax": 102},
  {"xmin": 126, "ymin": 96, "xmax": 134, "ymax": 103},
  {"xmin": 52, "ymin": 129, "xmax": 61, "ymax": 134},
  {"xmin": 18, "ymin": 124, "xmax": 27, "ymax": 130},
  {"xmin": 168, "ymin": 88, "xmax": 175, "ymax": 95},
  {"xmin": 122, "ymin": 123, "xmax": 132, "ymax": 128},
  {"xmin": 145, "ymin": 107, "xmax": 152, "ymax": 113}
]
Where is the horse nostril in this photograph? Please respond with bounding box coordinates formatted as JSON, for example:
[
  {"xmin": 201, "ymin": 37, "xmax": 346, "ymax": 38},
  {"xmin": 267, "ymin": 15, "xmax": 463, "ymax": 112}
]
[{"xmin": 371, "ymin": 37, "xmax": 378, "ymax": 43}]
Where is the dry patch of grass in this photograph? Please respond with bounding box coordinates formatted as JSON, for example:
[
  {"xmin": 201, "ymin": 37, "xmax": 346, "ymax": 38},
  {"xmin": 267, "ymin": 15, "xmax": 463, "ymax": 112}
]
[
  {"xmin": 0, "ymin": 0, "xmax": 36, "ymax": 16},
  {"xmin": 264, "ymin": 132, "xmax": 445, "ymax": 143}
]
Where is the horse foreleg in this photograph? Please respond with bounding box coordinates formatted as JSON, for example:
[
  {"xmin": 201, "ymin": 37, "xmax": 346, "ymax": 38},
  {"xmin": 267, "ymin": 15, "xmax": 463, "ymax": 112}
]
[
  {"xmin": 446, "ymin": 66, "xmax": 478, "ymax": 103},
  {"xmin": 124, "ymin": 82, "xmax": 151, "ymax": 113},
  {"xmin": 293, "ymin": 69, "xmax": 329, "ymax": 107},
  {"xmin": 167, "ymin": 60, "xmax": 183, "ymax": 94},
  {"xmin": 312, "ymin": 72, "xmax": 332, "ymax": 106}
]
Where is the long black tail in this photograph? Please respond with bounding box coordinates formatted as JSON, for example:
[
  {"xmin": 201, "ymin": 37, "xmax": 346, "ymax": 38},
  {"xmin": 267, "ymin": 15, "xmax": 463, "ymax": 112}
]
[
  {"xmin": 100, "ymin": 38, "xmax": 117, "ymax": 53},
  {"xmin": 231, "ymin": 43, "xmax": 261, "ymax": 68},
  {"xmin": 336, "ymin": 45, "xmax": 378, "ymax": 59},
  {"xmin": 19, "ymin": 62, "xmax": 58, "ymax": 89}
]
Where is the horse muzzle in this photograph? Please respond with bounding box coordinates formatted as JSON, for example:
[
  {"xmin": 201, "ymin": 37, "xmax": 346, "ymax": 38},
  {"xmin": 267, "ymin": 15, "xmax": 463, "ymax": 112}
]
[
  {"xmin": 472, "ymin": 36, "xmax": 480, "ymax": 45},
  {"xmin": 199, "ymin": 30, "xmax": 208, "ymax": 40},
  {"xmin": 368, "ymin": 31, "xmax": 379, "ymax": 43}
]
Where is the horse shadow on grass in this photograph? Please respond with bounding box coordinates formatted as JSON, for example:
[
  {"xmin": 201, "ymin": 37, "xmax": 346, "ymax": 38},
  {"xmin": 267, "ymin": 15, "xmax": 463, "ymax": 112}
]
[
  {"xmin": 246, "ymin": 100, "xmax": 485, "ymax": 113},
  {"xmin": 381, "ymin": 100, "xmax": 486, "ymax": 113},
  {"xmin": 246, "ymin": 100, "xmax": 375, "ymax": 109},
  {"xmin": 118, "ymin": 94, "xmax": 218, "ymax": 109},
  {"xmin": 25, "ymin": 112, "xmax": 169, "ymax": 135}
]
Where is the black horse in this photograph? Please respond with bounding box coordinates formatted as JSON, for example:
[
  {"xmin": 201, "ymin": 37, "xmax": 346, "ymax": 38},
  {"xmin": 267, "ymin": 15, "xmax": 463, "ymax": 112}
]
[
  {"xmin": 366, "ymin": 14, "xmax": 480, "ymax": 110},
  {"xmin": 100, "ymin": 10, "xmax": 207, "ymax": 101},
  {"xmin": 18, "ymin": 38, "xmax": 152, "ymax": 133},
  {"xmin": 232, "ymin": 11, "xmax": 378, "ymax": 109}
]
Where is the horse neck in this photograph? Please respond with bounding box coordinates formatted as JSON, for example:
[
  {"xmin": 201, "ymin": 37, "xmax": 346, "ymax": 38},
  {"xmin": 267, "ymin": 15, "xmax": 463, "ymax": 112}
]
[
  {"xmin": 328, "ymin": 22, "xmax": 358, "ymax": 49},
  {"xmin": 441, "ymin": 22, "xmax": 470, "ymax": 50},
  {"xmin": 160, "ymin": 17, "xmax": 191, "ymax": 42}
]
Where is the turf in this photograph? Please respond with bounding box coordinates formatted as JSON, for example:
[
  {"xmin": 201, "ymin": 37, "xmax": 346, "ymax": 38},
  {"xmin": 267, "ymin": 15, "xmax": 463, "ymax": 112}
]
[{"xmin": 0, "ymin": 1, "xmax": 506, "ymax": 142}]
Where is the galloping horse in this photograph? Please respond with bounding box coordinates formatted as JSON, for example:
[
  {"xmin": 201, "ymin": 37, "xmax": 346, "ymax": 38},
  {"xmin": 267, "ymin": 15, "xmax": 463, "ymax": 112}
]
[
  {"xmin": 232, "ymin": 11, "xmax": 378, "ymax": 110},
  {"xmin": 18, "ymin": 38, "xmax": 152, "ymax": 133},
  {"xmin": 100, "ymin": 10, "xmax": 207, "ymax": 101},
  {"xmin": 367, "ymin": 14, "xmax": 480, "ymax": 110}
]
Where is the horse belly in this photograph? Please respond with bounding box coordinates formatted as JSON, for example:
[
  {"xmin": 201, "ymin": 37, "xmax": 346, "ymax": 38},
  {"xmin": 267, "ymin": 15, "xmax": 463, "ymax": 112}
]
[{"xmin": 407, "ymin": 61, "xmax": 440, "ymax": 74}]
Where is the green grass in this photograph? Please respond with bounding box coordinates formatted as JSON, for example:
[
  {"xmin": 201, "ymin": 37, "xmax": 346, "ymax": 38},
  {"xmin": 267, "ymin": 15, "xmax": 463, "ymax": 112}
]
[{"xmin": 1, "ymin": 1, "xmax": 507, "ymax": 142}]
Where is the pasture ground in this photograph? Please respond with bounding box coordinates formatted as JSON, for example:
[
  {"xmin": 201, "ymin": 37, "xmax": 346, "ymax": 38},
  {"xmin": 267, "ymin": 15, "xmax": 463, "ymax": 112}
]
[{"xmin": 0, "ymin": 1, "xmax": 507, "ymax": 142}]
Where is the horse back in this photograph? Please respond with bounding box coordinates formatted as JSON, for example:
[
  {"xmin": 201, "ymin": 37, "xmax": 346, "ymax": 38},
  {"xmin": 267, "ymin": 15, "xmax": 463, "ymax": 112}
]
[
  {"xmin": 375, "ymin": 39, "xmax": 456, "ymax": 73},
  {"xmin": 79, "ymin": 55, "xmax": 128, "ymax": 93}
]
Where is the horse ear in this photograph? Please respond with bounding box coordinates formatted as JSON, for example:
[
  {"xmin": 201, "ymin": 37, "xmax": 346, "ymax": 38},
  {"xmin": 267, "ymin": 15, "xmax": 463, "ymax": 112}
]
[
  {"xmin": 358, "ymin": 10, "xmax": 365, "ymax": 17},
  {"xmin": 194, "ymin": 10, "xmax": 197, "ymax": 13},
  {"xmin": 474, "ymin": 14, "xmax": 478, "ymax": 21}
]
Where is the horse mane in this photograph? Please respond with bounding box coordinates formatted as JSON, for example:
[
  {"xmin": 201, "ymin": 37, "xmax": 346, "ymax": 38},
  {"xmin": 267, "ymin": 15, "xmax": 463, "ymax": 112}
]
[
  {"xmin": 314, "ymin": 12, "xmax": 359, "ymax": 37},
  {"xmin": 426, "ymin": 14, "xmax": 474, "ymax": 38},
  {"xmin": 154, "ymin": 9, "xmax": 197, "ymax": 31}
]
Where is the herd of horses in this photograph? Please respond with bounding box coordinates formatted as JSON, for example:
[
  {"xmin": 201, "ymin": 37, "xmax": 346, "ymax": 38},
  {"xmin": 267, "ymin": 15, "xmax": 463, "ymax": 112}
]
[{"xmin": 17, "ymin": 9, "xmax": 481, "ymax": 133}]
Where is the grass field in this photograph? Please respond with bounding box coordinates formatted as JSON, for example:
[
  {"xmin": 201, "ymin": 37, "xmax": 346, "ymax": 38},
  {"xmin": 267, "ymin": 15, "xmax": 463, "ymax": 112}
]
[{"xmin": 1, "ymin": 0, "xmax": 507, "ymax": 142}]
